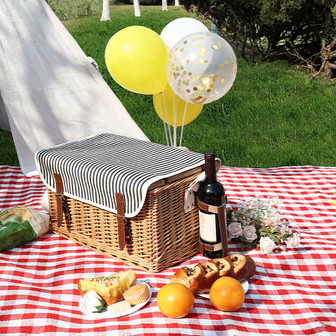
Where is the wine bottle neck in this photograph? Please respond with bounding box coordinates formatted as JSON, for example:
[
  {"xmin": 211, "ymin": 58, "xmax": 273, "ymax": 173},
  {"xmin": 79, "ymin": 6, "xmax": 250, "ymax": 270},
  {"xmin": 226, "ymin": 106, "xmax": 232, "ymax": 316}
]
[
  {"xmin": 205, "ymin": 174, "xmax": 217, "ymax": 183},
  {"xmin": 204, "ymin": 152, "xmax": 217, "ymax": 179}
]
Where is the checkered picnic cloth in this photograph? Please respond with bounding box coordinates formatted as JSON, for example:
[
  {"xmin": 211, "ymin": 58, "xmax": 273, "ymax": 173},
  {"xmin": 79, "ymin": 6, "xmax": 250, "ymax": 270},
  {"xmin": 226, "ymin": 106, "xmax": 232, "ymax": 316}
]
[{"xmin": 1, "ymin": 165, "xmax": 335, "ymax": 336}]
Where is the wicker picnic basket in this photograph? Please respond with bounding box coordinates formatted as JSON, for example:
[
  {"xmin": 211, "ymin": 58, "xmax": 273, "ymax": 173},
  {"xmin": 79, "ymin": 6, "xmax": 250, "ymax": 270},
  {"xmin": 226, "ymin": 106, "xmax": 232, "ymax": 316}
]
[
  {"xmin": 37, "ymin": 134, "xmax": 204, "ymax": 273},
  {"xmin": 47, "ymin": 169, "xmax": 201, "ymax": 273}
]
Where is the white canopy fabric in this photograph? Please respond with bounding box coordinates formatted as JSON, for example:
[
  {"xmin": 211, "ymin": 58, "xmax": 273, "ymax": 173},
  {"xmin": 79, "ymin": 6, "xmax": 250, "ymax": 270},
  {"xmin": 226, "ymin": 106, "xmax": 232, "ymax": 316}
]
[{"xmin": 0, "ymin": 0, "xmax": 148, "ymax": 176}]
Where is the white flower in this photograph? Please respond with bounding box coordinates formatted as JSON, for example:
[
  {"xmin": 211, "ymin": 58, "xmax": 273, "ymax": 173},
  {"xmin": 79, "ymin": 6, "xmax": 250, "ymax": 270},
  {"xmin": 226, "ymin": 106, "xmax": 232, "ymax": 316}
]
[
  {"xmin": 243, "ymin": 225, "xmax": 258, "ymax": 242},
  {"xmin": 260, "ymin": 236, "xmax": 276, "ymax": 254},
  {"xmin": 262, "ymin": 216, "xmax": 278, "ymax": 229},
  {"xmin": 286, "ymin": 233, "xmax": 300, "ymax": 249},
  {"xmin": 227, "ymin": 222, "xmax": 243, "ymax": 239}
]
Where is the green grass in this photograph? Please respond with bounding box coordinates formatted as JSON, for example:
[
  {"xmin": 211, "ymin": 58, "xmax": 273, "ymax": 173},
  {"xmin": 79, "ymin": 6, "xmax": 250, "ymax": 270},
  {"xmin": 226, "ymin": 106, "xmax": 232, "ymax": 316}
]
[
  {"xmin": 1, "ymin": 5, "xmax": 335, "ymax": 167},
  {"xmin": 0, "ymin": 130, "xmax": 18, "ymax": 166},
  {"xmin": 48, "ymin": 0, "xmax": 105, "ymax": 21}
]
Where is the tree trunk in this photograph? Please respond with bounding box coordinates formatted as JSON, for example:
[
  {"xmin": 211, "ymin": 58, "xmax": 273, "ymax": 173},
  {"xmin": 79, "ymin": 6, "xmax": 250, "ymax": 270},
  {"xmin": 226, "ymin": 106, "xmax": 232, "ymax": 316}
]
[
  {"xmin": 134, "ymin": 0, "xmax": 141, "ymax": 17},
  {"xmin": 100, "ymin": 0, "xmax": 110, "ymax": 21},
  {"xmin": 162, "ymin": 0, "xmax": 168, "ymax": 11},
  {"xmin": 174, "ymin": 0, "xmax": 180, "ymax": 5}
]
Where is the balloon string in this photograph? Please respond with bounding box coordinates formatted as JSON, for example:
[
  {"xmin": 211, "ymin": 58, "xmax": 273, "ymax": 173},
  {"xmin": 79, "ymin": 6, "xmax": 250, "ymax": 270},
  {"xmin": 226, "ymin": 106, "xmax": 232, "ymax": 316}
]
[
  {"xmin": 179, "ymin": 100, "xmax": 188, "ymax": 147},
  {"xmin": 158, "ymin": 96, "xmax": 169, "ymax": 146},
  {"xmin": 163, "ymin": 121, "xmax": 169, "ymax": 146},
  {"xmin": 172, "ymin": 93, "xmax": 178, "ymax": 147},
  {"xmin": 162, "ymin": 91, "xmax": 173, "ymax": 146}
]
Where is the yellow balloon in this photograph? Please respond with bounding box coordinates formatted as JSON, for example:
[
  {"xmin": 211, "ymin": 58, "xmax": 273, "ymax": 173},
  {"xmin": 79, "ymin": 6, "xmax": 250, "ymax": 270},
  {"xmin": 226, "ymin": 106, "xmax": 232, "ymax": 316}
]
[
  {"xmin": 105, "ymin": 26, "xmax": 168, "ymax": 95},
  {"xmin": 153, "ymin": 84, "xmax": 203, "ymax": 126}
]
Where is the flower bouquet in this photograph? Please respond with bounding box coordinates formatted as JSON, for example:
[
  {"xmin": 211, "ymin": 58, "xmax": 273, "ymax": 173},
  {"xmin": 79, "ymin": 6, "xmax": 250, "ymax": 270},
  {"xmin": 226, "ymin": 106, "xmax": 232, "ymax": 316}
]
[{"xmin": 227, "ymin": 196, "xmax": 300, "ymax": 254}]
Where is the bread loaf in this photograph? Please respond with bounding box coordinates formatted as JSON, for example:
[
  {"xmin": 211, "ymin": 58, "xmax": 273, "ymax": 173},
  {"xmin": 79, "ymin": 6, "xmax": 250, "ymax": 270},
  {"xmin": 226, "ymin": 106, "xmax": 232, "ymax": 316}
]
[{"xmin": 170, "ymin": 254, "xmax": 255, "ymax": 294}]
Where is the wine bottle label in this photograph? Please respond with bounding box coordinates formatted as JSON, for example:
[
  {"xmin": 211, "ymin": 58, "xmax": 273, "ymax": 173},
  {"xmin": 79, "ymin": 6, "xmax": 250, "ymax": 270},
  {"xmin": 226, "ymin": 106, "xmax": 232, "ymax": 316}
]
[{"xmin": 199, "ymin": 211, "xmax": 217, "ymax": 243}]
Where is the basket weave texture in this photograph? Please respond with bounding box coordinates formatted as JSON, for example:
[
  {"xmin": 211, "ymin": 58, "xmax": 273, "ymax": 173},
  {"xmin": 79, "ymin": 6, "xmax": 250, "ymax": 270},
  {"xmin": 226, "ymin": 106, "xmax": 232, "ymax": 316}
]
[{"xmin": 48, "ymin": 173, "xmax": 200, "ymax": 272}]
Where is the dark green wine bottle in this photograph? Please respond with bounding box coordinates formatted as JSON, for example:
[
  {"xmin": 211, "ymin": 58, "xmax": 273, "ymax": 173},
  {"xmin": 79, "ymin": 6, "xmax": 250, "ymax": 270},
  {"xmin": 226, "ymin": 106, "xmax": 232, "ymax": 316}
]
[{"xmin": 197, "ymin": 152, "xmax": 227, "ymax": 259}]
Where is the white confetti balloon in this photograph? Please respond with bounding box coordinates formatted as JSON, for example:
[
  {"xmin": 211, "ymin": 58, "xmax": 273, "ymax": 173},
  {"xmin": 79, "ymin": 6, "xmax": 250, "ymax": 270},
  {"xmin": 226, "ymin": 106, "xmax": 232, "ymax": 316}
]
[{"xmin": 167, "ymin": 32, "xmax": 237, "ymax": 104}]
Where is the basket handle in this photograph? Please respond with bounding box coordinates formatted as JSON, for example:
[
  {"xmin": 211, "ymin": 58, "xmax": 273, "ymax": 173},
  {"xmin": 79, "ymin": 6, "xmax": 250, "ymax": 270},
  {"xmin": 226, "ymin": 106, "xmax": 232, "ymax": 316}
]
[
  {"xmin": 115, "ymin": 192, "xmax": 132, "ymax": 251},
  {"xmin": 54, "ymin": 174, "xmax": 70, "ymax": 225}
]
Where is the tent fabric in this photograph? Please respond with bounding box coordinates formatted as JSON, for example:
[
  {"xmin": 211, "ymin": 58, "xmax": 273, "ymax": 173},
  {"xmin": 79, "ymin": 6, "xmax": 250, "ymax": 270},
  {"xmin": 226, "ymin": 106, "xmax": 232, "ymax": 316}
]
[{"xmin": 0, "ymin": 0, "xmax": 148, "ymax": 176}]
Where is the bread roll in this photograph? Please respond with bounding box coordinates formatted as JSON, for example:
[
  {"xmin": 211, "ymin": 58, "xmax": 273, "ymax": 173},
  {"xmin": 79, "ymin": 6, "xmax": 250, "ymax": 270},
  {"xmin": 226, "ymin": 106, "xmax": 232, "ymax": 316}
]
[
  {"xmin": 212, "ymin": 256, "xmax": 234, "ymax": 277},
  {"xmin": 123, "ymin": 283, "xmax": 149, "ymax": 305},
  {"xmin": 78, "ymin": 270, "xmax": 137, "ymax": 306},
  {"xmin": 198, "ymin": 261, "xmax": 220, "ymax": 293},
  {"xmin": 229, "ymin": 254, "xmax": 256, "ymax": 282},
  {"xmin": 170, "ymin": 264, "xmax": 206, "ymax": 294}
]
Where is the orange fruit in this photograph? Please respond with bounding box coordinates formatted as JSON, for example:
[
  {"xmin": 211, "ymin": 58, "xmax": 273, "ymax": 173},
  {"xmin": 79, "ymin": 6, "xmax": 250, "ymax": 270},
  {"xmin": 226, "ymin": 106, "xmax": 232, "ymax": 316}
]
[
  {"xmin": 157, "ymin": 283, "xmax": 194, "ymax": 318},
  {"xmin": 209, "ymin": 276, "xmax": 245, "ymax": 311}
]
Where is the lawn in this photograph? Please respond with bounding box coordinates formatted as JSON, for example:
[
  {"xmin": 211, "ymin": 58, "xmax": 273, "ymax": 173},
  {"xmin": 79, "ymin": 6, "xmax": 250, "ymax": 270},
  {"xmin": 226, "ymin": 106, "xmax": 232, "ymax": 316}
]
[{"xmin": 1, "ymin": 4, "xmax": 335, "ymax": 168}]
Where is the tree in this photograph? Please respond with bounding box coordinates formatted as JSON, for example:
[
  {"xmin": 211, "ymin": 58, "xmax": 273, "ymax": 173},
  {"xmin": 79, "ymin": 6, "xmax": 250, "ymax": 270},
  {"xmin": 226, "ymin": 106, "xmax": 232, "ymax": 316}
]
[
  {"xmin": 134, "ymin": 0, "xmax": 141, "ymax": 16},
  {"xmin": 162, "ymin": 0, "xmax": 168, "ymax": 11},
  {"xmin": 179, "ymin": 0, "xmax": 336, "ymax": 79},
  {"xmin": 175, "ymin": 0, "xmax": 180, "ymax": 5},
  {"xmin": 101, "ymin": 0, "xmax": 110, "ymax": 21}
]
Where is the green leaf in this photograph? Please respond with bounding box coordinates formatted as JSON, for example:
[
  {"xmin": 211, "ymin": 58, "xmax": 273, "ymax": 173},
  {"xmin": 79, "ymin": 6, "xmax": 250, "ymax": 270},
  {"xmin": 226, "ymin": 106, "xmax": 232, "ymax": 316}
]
[
  {"xmin": 282, "ymin": 233, "xmax": 293, "ymax": 241},
  {"xmin": 92, "ymin": 297, "xmax": 105, "ymax": 313},
  {"xmin": 268, "ymin": 233, "xmax": 280, "ymax": 243}
]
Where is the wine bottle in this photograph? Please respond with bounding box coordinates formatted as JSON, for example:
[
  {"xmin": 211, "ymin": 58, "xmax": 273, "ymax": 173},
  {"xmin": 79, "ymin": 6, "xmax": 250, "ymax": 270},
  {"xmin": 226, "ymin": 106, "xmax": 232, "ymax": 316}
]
[{"xmin": 197, "ymin": 152, "xmax": 228, "ymax": 259}]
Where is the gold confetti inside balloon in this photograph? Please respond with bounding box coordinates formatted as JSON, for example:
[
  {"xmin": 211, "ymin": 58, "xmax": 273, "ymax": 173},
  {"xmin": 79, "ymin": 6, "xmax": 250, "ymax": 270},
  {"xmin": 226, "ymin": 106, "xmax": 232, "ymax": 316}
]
[{"xmin": 167, "ymin": 32, "xmax": 237, "ymax": 104}]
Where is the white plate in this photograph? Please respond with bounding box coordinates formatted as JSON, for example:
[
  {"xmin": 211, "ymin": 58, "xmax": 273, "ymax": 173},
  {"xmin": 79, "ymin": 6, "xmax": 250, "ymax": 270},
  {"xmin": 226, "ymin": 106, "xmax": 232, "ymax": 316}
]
[
  {"xmin": 79, "ymin": 281, "xmax": 152, "ymax": 318},
  {"xmin": 198, "ymin": 280, "xmax": 249, "ymax": 299}
]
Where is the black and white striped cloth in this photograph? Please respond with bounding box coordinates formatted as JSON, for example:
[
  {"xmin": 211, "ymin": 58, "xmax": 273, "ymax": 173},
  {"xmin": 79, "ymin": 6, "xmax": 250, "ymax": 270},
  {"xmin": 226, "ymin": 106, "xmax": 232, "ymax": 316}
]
[{"xmin": 35, "ymin": 133, "xmax": 204, "ymax": 217}]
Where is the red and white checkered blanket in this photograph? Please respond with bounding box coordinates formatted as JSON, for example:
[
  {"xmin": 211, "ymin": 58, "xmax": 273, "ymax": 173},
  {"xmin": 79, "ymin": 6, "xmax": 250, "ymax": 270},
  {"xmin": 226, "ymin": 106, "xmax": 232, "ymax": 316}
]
[{"xmin": 1, "ymin": 165, "xmax": 336, "ymax": 336}]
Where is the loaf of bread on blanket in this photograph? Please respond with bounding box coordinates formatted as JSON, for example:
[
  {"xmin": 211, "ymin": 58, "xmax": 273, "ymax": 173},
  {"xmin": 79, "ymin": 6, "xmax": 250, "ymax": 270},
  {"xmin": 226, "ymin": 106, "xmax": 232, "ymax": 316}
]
[
  {"xmin": 170, "ymin": 254, "xmax": 255, "ymax": 294},
  {"xmin": 171, "ymin": 260, "xmax": 223, "ymax": 294},
  {"xmin": 78, "ymin": 270, "xmax": 137, "ymax": 306}
]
